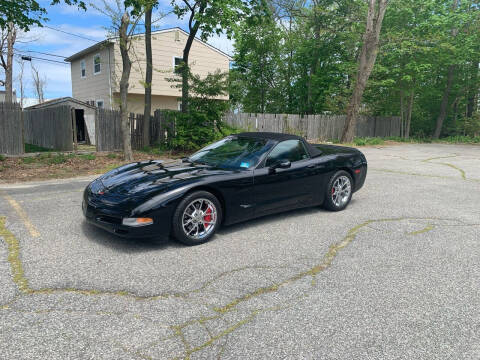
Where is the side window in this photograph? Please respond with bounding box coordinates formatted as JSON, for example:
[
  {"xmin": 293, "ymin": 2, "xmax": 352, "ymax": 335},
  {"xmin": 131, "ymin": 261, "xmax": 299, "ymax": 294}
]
[
  {"xmin": 93, "ymin": 54, "xmax": 101, "ymax": 74},
  {"xmin": 174, "ymin": 57, "xmax": 183, "ymax": 74},
  {"xmin": 80, "ymin": 59, "xmax": 86, "ymax": 78},
  {"xmin": 265, "ymin": 140, "xmax": 309, "ymax": 167}
]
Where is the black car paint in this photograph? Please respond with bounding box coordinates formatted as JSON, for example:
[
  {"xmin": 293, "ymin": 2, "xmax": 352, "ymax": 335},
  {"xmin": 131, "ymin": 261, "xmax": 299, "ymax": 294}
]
[{"xmin": 83, "ymin": 136, "xmax": 367, "ymax": 239}]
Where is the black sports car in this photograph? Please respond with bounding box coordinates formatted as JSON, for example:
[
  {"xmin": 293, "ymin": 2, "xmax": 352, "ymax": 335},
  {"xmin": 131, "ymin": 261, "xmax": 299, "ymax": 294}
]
[{"xmin": 83, "ymin": 132, "xmax": 367, "ymax": 245}]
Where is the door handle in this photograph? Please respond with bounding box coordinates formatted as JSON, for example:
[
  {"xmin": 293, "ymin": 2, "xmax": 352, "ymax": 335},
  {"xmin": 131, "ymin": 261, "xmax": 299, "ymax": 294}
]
[{"xmin": 307, "ymin": 164, "xmax": 324, "ymax": 169}]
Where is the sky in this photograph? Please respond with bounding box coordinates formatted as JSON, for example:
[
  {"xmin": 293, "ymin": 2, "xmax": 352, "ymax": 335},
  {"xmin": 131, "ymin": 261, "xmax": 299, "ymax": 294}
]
[{"xmin": 12, "ymin": 0, "xmax": 234, "ymax": 101}]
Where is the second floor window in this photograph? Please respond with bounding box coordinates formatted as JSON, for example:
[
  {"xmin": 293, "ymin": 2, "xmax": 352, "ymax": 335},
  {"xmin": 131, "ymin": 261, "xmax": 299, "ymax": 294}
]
[
  {"xmin": 80, "ymin": 60, "xmax": 86, "ymax": 78},
  {"xmin": 174, "ymin": 56, "xmax": 183, "ymax": 74},
  {"xmin": 93, "ymin": 54, "xmax": 101, "ymax": 74}
]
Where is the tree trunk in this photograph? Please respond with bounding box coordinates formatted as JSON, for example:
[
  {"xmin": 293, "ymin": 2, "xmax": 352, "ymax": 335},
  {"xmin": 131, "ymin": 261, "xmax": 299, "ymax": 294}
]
[
  {"xmin": 181, "ymin": 24, "xmax": 199, "ymax": 113},
  {"xmin": 466, "ymin": 60, "xmax": 478, "ymax": 118},
  {"xmin": 143, "ymin": 6, "xmax": 153, "ymax": 147},
  {"xmin": 341, "ymin": 0, "xmax": 388, "ymax": 143},
  {"xmin": 119, "ymin": 12, "xmax": 133, "ymax": 161},
  {"xmin": 432, "ymin": 0, "xmax": 459, "ymax": 139},
  {"xmin": 405, "ymin": 91, "xmax": 414, "ymax": 139},
  {"xmin": 5, "ymin": 22, "xmax": 16, "ymax": 103},
  {"xmin": 433, "ymin": 65, "xmax": 455, "ymax": 139}
]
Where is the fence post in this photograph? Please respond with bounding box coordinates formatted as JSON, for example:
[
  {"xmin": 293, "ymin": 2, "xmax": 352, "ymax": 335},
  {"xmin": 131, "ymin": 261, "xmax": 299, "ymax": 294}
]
[{"xmin": 71, "ymin": 108, "xmax": 78, "ymax": 151}]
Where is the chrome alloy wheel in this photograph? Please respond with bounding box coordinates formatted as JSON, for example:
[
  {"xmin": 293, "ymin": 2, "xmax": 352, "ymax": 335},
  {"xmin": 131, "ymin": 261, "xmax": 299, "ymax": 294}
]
[
  {"xmin": 182, "ymin": 198, "xmax": 217, "ymax": 240},
  {"xmin": 331, "ymin": 175, "xmax": 351, "ymax": 207}
]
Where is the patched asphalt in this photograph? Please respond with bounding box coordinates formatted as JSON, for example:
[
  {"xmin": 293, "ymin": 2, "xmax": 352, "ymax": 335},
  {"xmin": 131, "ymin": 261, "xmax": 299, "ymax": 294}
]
[{"xmin": 1, "ymin": 143, "xmax": 479, "ymax": 359}]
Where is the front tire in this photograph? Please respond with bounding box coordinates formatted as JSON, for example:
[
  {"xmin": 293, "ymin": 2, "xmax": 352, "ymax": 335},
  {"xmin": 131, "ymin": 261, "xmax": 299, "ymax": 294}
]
[
  {"xmin": 172, "ymin": 191, "xmax": 222, "ymax": 245},
  {"xmin": 323, "ymin": 171, "xmax": 353, "ymax": 211}
]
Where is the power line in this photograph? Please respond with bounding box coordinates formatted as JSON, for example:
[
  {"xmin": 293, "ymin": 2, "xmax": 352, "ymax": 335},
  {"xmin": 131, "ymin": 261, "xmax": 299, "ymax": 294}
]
[
  {"xmin": 43, "ymin": 25, "xmax": 99, "ymax": 42},
  {"xmin": 14, "ymin": 54, "xmax": 68, "ymax": 65},
  {"xmin": 14, "ymin": 48, "xmax": 67, "ymax": 59}
]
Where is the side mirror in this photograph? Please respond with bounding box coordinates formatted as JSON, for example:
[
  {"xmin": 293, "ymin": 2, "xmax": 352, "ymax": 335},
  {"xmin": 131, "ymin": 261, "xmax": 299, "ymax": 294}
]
[{"xmin": 269, "ymin": 160, "xmax": 291, "ymax": 173}]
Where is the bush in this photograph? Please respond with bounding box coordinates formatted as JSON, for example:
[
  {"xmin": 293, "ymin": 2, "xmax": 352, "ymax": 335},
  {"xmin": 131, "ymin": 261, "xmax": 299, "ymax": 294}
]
[
  {"xmin": 0, "ymin": 154, "xmax": 5, "ymax": 162},
  {"xmin": 171, "ymin": 111, "xmax": 216, "ymax": 151}
]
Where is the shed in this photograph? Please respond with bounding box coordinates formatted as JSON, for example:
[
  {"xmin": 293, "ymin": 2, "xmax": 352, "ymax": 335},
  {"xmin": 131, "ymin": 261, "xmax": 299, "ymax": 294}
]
[{"xmin": 25, "ymin": 97, "xmax": 97, "ymax": 145}]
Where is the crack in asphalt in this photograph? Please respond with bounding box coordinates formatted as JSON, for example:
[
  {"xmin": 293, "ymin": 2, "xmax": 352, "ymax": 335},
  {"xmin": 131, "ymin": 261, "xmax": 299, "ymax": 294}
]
[
  {"xmin": 1, "ymin": 214, "xmax": 475, "ymax": 359},
  {"xmin": 377, "ymin": 153, "xmax": 470, "ymax": 181}
]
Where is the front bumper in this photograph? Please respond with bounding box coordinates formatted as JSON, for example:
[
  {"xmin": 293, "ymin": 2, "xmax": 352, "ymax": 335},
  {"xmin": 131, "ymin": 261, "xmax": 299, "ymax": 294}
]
[{"xmin": 82, "ymin": 191, "xmax": 174, "ymax": 239}]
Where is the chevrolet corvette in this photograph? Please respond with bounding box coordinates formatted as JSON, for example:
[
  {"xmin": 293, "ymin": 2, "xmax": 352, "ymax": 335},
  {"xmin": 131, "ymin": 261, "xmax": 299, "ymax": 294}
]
[{"xmin": 83, "ymin": 132, "xmax": 367, "ymax": 245}]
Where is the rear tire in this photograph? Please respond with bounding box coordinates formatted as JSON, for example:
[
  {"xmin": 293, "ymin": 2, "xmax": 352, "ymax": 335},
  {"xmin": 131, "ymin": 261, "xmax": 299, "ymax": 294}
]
[
  {"xmin": 172, "ymin": 191, "xmax": 222, "ymax": 245},
  {"xmin": 323, "ymin": 171, "xmax": 353, "ymax": 211}
]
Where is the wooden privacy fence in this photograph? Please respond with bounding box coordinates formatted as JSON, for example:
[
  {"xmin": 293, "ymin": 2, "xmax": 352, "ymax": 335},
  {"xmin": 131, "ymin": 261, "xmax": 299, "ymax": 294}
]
[
  {"xmin": 0, "ymin": 102, "xmax": 23, "ymax": 155},
  {"xmin": 223, "ymin": 113, "xmax": 401, "ymax": 140},
  {"xmin": 23, "ymin": 106, "xmax": 74, "ymax": 151},
  {"xmin": 96, "ymin": 109, "xmax": 175, "ymax": 151}
]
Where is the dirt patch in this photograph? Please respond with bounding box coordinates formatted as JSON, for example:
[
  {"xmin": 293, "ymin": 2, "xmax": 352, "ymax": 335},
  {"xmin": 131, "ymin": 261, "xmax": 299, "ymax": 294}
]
[{"xmin": 0, "ymin": 152, "xmax": 176, "ymax": 184}]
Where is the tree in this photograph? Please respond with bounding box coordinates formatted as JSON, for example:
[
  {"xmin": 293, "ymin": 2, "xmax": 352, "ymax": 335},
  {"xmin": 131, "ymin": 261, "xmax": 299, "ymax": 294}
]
[
  {"xmin": 31, "ymin": 63, "xmax": 46, "ymax": 103},
  {"xmin": 0, "ymin": 1, "xmax": 85, "ymax": 31},
  {"xmin": 341, "ymin": 0, "xmax": 388, "ymax": 142},
  {"xmin": 171, "ymin": 0, "xmax": 251, "ymax": 113},
  {"xmin": 143, "ymin": 4, "xmax": 154, "ymax": 146},
  {"xmin": 432, "ymin": 0, "xmax": 459, "ymax": 139},
  {"xmin": 17, "ymin": 59, "xmax": 25, "ymax": 107},
  {"xmin": 93, "ymin": 0, "xmax": 145, "ymax": 161},
  {"xmin": 231, "ymin": 8, "xmax": 283, "ymax": 113},
  {"xmin": 0, "ymin": 23, "xmax": 17, "ymax": 103}
]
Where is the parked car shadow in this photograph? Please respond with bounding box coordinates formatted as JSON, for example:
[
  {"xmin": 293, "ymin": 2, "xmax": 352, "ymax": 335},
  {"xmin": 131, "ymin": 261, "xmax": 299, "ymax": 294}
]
[
  {"xmin": 81, "ymin": 220, "xmax": 182, "ymax": 253},
  {"xmin": 81, "ymin": 202, "xmax": 353, "ymax": 250},
  {"xmin": 217, "ymin": 205, "xmax": 329, "ymax": 236}
]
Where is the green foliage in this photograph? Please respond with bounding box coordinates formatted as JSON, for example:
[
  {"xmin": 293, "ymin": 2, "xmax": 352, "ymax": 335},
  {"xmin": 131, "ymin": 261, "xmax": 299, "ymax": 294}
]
[
  {"xmin": 167, "ymin": 68, "xmax": 232, "ymax": 151},
  {"xmin": 0, "ymin": 154, "xmax": 6, "ymax": 162},
  {"xmin": 231, "ymin": 0, "xmax": 480, "ymax": 139},
  {"xmin": 171, "ymin": 111, "xmax": 216, "ymax": 151},
  {"xmin": 78, "ymin": 154, "xmax": 96, "ymax": 161},
  {"xmin": 0, "ymin": 0, "xmax": 85, "ymax": 31},
  {"xmin": 353, "ymin": 137, "xmax": 385, "ymax": 146},
  {"xmin": 106, "ymin": 153, "xmax": 118, "ymax": 159}
]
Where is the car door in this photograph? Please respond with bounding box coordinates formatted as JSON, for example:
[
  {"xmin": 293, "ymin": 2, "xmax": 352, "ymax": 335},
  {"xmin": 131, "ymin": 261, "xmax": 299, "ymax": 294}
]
[{"xmin": 252, "ymin": 139, "xmax": 319, "ymax": 216}]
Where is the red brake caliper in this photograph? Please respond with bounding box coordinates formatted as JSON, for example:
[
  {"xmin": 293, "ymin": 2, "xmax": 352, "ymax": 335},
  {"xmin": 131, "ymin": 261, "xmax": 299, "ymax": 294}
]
[{"xmin": 203, "ymin": 207, "xmax": 212, "ymax": 228}]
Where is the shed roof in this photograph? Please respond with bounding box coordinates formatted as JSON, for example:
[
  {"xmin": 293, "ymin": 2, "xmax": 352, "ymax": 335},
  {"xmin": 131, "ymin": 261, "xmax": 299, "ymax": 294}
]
[{"xmin": 24, "ymin": 97, "xmax": 96, "ymax": 110}]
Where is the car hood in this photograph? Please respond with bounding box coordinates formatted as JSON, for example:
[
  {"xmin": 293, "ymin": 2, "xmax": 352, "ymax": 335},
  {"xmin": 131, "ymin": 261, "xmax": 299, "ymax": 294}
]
[{"xmin": 96, "ymin": 160, "xmax": 230, "ymax": 197}]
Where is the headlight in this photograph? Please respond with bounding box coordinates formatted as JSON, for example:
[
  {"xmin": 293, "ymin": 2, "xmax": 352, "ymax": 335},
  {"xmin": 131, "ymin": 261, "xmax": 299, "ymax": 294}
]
[{"xmin": 122, "ymin": 217, "xmax": 153, "ymax": 227}]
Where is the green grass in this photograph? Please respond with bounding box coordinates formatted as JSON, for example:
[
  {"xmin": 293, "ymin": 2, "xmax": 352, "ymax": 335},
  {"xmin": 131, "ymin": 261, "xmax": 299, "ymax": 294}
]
[
  {"xmin": 0, "ymin": 154, "xmax": 6, "ymax": 162},
  {"xmin": 21, "ymin": 157, "xmax": 36, "ymax": 164},
  {"xmin": 25, "ymin": 143, "xmax": 54, "ymax": 153},
  {"xmin": 106, "ymin": 153, "xmax": 117, "ymax": 159},
  {"xmin": 353, "ymin": 137, "xmax": 385, "ymax": 146},
  {"xmin": 140, "ymin": 145, "xmax": 163, "ymax": 156},
  {"xmin": 78, "ymin": 154, "xmax": 96, "ymax": 161}
]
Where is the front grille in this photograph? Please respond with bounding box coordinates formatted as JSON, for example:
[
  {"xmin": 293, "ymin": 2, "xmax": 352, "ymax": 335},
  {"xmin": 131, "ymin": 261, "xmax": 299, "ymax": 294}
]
[{"xmin": 95, "ymin": 215, "xmax": 122, "ymax": 225}]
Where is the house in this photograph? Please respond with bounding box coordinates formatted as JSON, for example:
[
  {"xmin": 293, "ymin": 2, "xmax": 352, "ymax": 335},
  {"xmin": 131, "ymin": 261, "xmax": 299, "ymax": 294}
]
[
  {"xmin": 0, "ymin": 90, "xmax": 17, "ymax": 103},
  {"xmin": 64, "ymin": 27, "xmax": 232, "ymax": 114},
  {"xmin": 25, "ymin": 97, "xmax": 97, "ymax": 145}
]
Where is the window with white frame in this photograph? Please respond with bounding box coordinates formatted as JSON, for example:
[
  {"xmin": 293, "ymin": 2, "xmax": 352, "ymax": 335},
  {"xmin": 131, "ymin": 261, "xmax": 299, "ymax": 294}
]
[
  {"xmin": 96, "ymin": 99, "xmax": 104, "ymax": 108},
  {"xmin": 173, "ymin": 56, "xmax": 183, "ymax": 74},
  {"xmin": 93, "ymin": 54, "xmax": 101, "ymax": 74},
  {"xmin": 80, "ymin": 59, "xmax": 86, "ymax": 78}
]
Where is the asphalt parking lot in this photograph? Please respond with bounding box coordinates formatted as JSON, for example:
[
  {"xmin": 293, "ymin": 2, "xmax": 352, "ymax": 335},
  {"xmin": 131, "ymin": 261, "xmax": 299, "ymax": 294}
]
[{"xmin": 1, "ymin": 143, "xmax": 480, "ymax": 359}]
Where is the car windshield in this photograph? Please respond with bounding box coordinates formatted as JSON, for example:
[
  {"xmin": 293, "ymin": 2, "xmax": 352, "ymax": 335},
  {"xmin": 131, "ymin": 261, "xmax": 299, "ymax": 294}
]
[{"xmin": 188, "ymin": 136, "xmax": 270, "ymax": 170}]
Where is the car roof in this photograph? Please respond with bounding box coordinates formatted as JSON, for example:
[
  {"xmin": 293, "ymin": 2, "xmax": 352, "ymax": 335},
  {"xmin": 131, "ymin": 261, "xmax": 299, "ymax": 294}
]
[{"xmin": 236, "ymin": 132, "xmax": 304, "ymax": 142}]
